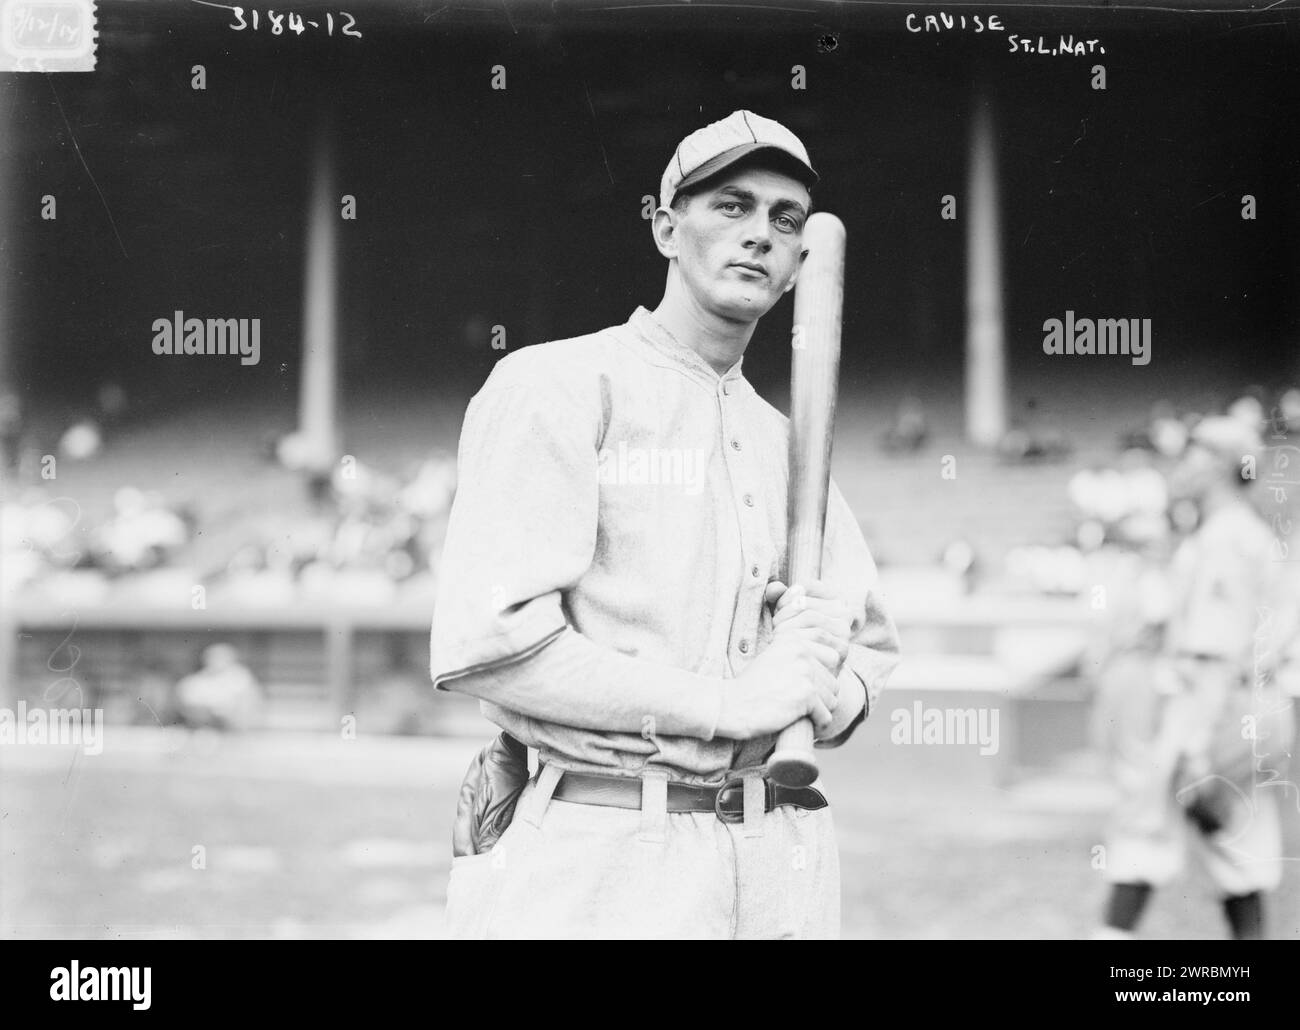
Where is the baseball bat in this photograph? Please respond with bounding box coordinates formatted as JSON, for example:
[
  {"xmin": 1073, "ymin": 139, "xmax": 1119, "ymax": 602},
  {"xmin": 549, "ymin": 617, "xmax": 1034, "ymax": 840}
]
[{"xmin": 766, "ymin": 212, "xmax": 846, "ymax": 790}]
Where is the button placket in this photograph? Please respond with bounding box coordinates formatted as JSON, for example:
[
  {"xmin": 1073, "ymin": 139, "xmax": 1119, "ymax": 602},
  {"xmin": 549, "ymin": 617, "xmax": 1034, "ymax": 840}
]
[{"xmin": 719, "ymin": 380, "xmax": 765, "ymax": 663}]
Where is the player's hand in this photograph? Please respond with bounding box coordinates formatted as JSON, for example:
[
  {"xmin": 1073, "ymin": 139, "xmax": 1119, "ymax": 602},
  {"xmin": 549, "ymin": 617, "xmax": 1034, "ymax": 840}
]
[
  {"xmin": 765, "ymin": 580, "xmax": 854, "ymax": 676},
  {"xmin": 716, "ymin": 631, "xmax": 840, "ymax": 740}
]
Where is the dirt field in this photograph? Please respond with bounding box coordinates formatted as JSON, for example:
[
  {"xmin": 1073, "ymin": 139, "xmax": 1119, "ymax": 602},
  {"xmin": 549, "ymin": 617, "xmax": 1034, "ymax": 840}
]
[{"xmin": 3, "ymin": 722, "xmax": 1297, "ymax": 940}]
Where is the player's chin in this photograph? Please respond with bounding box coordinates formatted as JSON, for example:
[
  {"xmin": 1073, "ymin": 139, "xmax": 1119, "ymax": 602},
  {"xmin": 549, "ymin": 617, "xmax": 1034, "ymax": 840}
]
[{"xmin": 711, "ymin": 284, "xmax": 783, "ymax": 322}]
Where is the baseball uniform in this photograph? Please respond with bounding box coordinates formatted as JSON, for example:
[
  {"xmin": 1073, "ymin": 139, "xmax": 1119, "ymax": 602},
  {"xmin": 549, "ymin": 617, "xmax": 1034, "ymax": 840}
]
[
  {"xmin": 431, "ymin": 307, "xmax": 900, "ymax": 938},
  {"xmin": 1104, "ymin": 499, "xmax": 1297, "ymax": 895}
]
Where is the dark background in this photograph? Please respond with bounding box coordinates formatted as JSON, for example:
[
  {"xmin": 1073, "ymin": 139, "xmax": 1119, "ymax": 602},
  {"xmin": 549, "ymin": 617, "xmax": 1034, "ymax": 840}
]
[{"xmin": 4, "ymin": 0, "xmax": 1299, "ymax": 414}]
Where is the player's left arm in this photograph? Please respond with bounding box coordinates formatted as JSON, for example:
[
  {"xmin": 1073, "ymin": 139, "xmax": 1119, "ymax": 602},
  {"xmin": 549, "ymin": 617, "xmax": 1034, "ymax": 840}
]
[{"xmin": 770, "ymin": 478, "xmax": 901, "ymax": 747}]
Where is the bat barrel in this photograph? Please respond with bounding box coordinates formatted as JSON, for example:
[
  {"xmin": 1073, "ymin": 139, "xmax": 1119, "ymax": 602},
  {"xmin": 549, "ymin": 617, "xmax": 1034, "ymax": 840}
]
[{"xmin": 768, "ymin": 213, "xmax": 846, "ymax": 789}]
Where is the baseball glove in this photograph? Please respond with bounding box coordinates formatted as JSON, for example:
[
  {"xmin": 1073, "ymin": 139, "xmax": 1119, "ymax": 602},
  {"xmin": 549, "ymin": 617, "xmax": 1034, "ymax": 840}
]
[
  {"xmin": 1173, "ymin": 753, "xmax": 1240, "ymax": 836},
  {"xmin": 451, "ymin": 732, "xmax": 529, "ymax": 858}
]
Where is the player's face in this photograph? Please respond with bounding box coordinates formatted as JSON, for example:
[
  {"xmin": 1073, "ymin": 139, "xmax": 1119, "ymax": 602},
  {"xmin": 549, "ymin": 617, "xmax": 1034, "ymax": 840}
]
[{"xmin": 670, "ymin": 167, "xmax": 810, "ymax": 323}]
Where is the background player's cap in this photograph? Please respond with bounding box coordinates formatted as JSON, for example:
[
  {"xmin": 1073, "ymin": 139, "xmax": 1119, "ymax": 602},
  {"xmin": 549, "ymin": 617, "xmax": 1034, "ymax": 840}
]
[
  {"xmin": 660, "ymin": 110, "xmax": 818, "ymax": 210},
  {"xmin": 1187, "ymin": 415, "xmax": 1261, "ymax": 466}
]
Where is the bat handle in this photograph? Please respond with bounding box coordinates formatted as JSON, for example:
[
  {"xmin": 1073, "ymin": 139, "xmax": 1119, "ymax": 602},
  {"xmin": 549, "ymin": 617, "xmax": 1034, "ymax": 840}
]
[{"xmin": 767, "ymin": 718, "xmax": 818, "ymax": 787}]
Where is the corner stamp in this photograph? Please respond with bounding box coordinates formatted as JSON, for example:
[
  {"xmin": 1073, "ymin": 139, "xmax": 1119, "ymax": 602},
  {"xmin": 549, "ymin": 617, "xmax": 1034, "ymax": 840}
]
[{"xmin": 1, "ymin": 0, "xmax": 97, "ymax": 71}]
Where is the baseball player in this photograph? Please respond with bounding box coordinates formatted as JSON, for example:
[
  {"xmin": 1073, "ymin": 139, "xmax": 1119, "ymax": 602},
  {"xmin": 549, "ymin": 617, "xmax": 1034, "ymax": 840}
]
[
  {"xmin": 430, "ymin": 110, "xmax": 900, "ymax": 939},
  {"xmin": 1096, "ymin": 416, "xmax": 1297, "ymax": 940}
]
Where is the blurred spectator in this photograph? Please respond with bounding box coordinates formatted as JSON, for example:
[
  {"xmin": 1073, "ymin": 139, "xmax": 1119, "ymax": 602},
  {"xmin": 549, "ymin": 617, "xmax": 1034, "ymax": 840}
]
[
  {"xmin": 38, "ymin": 383, "xmax": 132, "ymax": 469},
  {"xmin": 353, "ymin": 637, "xmax": 445, "ymax": 735},
  {"xmin": 996, "ymin": 425, "xmax": 1070, "ymax": 463},
  {"xmin": 8, "ymin": 442, "xmax": 455, "ymax": 610},
  {"xmin": 2, "ymin": 489, "xmax": 87, "ymax": 597},
  {"xmin": 1004, "ymin": 543, "xmax": 1088, "ymax": 595},
  {"xmin": 1227, "ymin": 392, "xmax": 1265, "ymax": 433},
  {"xmin": 1120, "ymin": 400, "xmax": 1188, "ymax": 458},
  {"xmin": 0, "ymin": 390, "xmax": 22, "ymax": 471},
  {"xmin": 91, "ymin": 487, "xmax": 191, "ymax": 574},
  {"xmin": 58, "ymin": 419, "xmax": 103, "ymax": 461},
  {"xmin": 938, "ymin": 538, "xmax": 978, "ymax": 594},
  {"xmin": 1067, "ymin": 449, "xmax": 1169, "ymax": 551},
  {"xmin": 209, "ymin": 453, "xmax": 454, "ymax": 607},
  {"xmin": 96, "ymin": 381, "xmax": 128, "ymax": 426},
  {"xmin": 995, "ymin": 398, "xmax": 1071, "ymax": 463},
  {"xmin": 1277, "ymin": 387, "xmax": 1300, "ymax": 434},
  {"xmin": 882, "ymin": 395, "xmax": 929, "ymax": 453},
  {"xmin": 175, "ymin": 644, "xmax": 263, "ymax": 731}
]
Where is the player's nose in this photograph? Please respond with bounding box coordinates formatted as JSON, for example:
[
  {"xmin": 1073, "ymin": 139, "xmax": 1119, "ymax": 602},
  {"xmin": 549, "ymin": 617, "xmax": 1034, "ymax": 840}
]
[{"xmin": 743, "ymin": 217, "xmax": 774, "ymax": 252}]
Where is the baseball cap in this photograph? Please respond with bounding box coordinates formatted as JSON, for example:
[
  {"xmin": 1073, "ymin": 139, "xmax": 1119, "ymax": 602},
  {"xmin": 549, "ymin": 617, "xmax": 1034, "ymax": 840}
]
[
  {"xmin": 1187, "ymin": 415, "xmax": 1261, "ymax": 466},
  {"xmin": 660, "ymin": 110, "xmax": 818, "ymax": 210}
]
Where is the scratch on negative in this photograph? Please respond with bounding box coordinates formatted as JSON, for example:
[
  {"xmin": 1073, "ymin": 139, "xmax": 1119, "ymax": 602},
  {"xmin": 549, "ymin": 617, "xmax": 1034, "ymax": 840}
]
[
  {"xmin": 45, "ymin": 76, "xmax": 129, "ymax": 259},
  {"xmin": 584, "ymin": 84, "xmax": 616, "ymax": 187}
]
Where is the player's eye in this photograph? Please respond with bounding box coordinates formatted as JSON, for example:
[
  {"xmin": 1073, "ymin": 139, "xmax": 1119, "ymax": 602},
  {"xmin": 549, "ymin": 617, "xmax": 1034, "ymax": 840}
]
[
  {"xmin": 719, "ymin": 201, "xmax": 744, "ymax": 215},
  {"xmin": 774, "ymin": 215, "xmax": 798, "ymax": 232}
]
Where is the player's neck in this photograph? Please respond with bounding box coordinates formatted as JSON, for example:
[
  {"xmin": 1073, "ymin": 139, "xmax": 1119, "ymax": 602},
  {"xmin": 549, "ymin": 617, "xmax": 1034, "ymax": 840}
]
[{"xmin": 652, "ymin": 285, "xmax": 755, "ymax": 378}]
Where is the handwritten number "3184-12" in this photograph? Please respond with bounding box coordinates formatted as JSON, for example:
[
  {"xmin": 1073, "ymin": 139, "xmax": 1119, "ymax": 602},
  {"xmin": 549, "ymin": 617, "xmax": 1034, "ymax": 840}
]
[{"xmin": 227, "ymin": 8, "xmax": 362, "ymax": 38}]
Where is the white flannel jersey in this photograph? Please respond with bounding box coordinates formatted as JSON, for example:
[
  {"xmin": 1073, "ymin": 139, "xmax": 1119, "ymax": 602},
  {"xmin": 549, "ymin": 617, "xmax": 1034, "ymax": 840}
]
[{"xmin": 431, "ymin": 306, "xmax": 900, "ymax": 785}]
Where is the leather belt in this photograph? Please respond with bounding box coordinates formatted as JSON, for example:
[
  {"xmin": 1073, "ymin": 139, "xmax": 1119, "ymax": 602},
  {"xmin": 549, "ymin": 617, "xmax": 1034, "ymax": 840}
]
[{"xmin": 546, "ymin": 766, "xmax": 827, "ymax": 824}]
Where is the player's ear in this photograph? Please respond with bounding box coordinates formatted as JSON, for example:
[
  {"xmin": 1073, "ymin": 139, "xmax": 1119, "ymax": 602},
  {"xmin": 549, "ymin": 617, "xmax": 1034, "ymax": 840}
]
[
  {"xmin": 783, "ymin": 246, "xmax": 811, "ymax": 294},
  {"xmin": 651, "ymin": 205, "xmax": 680, "ymax": 259}
]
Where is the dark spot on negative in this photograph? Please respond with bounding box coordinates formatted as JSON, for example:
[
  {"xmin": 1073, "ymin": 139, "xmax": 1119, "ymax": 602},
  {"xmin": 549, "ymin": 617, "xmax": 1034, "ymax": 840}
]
[{"xmin": 817, "ymin": 33, "xmax": 838, "ymax": 53}]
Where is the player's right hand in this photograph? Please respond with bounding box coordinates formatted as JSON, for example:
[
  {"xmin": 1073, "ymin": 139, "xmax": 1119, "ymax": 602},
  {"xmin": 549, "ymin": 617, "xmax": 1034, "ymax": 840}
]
[{"xmin": 716, "ymin": 631, "xmax": 840, "ymax": 740}]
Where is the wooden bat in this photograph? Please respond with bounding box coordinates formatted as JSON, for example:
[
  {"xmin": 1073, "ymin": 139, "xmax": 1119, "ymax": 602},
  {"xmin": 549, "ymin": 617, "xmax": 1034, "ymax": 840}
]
[{"xmin": 766, "ymin": 212, "xmax": 846, "ymax": 790}]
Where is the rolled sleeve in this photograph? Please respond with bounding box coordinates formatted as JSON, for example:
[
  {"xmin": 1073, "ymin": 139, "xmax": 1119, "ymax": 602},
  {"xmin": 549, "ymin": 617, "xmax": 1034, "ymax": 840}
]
[
  {"xmin": 429, "ymin": 358, "xmax": 726, "ymax": 741},
  {"xmin": 430, "ymin": 367, "xmax": 602, "ymax": 686}
]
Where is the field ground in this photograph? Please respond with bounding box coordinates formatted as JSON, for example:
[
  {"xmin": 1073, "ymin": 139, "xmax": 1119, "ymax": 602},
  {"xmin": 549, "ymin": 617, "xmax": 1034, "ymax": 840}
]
[{"xmin": 3, "ymin": 721, "xmax": 1297, "ymax": 940}]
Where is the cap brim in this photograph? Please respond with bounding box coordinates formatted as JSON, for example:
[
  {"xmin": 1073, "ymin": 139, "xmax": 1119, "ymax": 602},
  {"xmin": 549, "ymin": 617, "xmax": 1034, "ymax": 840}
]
[{"xmin": 673, "ymin": 143, "xmax": 818, "ymax": 203}]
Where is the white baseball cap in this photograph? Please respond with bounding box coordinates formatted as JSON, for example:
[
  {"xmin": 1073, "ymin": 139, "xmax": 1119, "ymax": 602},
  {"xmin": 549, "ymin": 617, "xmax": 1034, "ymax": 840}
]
[
  {"xmin": 659, "ymin": 110, "xmax": 818, "ymax": 210},
  {"xmin": 1187, "ymin": 415, "xmax": 1261, "ymax": 465}
]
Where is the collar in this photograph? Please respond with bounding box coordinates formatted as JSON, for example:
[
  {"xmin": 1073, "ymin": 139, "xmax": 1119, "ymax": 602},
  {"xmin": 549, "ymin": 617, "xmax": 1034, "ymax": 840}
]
[{"xmin": 625, "ymin": 306, "xmax": 749, "ymax": 392}]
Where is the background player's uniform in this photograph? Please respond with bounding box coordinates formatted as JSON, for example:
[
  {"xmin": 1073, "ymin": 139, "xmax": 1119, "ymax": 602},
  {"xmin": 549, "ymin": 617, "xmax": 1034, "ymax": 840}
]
[
  {"xmin": 431, "ymin": 307, "xmax": 899, "ymax": 938},
  {"xmin": 1103, "ymin": 500, "xmax": 1296, "ymax": 895}
]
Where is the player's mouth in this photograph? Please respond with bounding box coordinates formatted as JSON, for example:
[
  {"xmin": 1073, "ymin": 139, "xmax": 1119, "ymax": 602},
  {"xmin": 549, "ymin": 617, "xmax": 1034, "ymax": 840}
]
[{"xmin": 729, "ymin": 261, "xmax": 768, "ymax": 277}]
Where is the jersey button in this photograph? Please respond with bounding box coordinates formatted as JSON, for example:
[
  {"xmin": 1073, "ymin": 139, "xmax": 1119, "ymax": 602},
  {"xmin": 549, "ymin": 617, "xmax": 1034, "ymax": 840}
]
[
  {"xmin": 750, "ymin": 564, "xmax": 760, "ymax": 578},
  {"xmin": 731, "ymin": 439, "xmax": 742, "ymax": 451},
  {"xmin": 738, "ymin": 639, "xmax": 750, "ymax": 654},
  {"xmin": 743, "ymin": 493, "xmax": 755, "ymax": 507}
]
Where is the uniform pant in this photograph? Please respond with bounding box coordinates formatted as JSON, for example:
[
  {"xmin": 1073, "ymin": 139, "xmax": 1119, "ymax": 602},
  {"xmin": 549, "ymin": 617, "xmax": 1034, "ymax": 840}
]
[
  {"xmin": 1103, "ymin": 670, "xmax": 1295, "ymax": 896},
  {"xmin": 1106, "ymin": 790, "xmax": 1287, "ymax": 895},
  {"xmin": 444, "ymin": 764, "xmax": 841, "ymax": 939}
]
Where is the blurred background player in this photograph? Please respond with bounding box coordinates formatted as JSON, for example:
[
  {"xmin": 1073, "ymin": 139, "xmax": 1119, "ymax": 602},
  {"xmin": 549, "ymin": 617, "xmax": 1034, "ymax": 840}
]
[
  {"xmin": 1095, "ymin": 415, "xmax": 1297, "ymax": 940},
  {"xmin": 175, "ymin": 643, "xmax": 264, "ymax": 732}
]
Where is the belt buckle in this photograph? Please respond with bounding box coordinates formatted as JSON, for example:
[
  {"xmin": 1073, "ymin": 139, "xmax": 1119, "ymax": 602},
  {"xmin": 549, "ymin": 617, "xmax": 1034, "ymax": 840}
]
[{"xmin": 713, "ymin": 776, "xmax": 748, "ymax": 824}]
